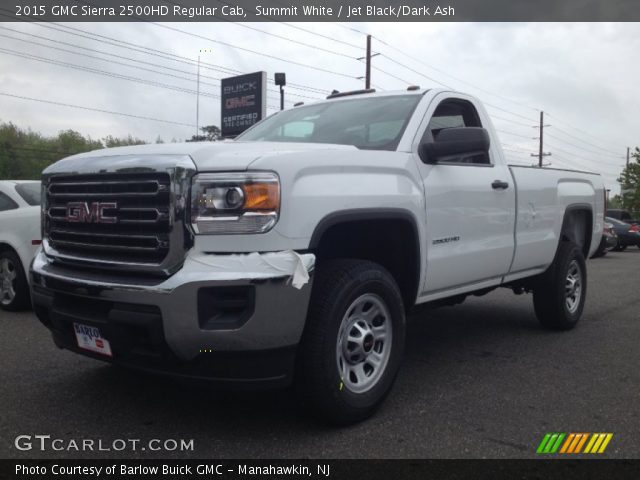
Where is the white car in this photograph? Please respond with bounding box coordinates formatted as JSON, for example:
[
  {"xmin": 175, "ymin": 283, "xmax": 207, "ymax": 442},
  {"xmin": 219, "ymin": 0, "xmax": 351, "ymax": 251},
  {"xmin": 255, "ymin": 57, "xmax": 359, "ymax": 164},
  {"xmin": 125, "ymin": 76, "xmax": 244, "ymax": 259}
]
[{"xmin": 0, "ymin": 180, "xmax": 41, "ymax": 310}]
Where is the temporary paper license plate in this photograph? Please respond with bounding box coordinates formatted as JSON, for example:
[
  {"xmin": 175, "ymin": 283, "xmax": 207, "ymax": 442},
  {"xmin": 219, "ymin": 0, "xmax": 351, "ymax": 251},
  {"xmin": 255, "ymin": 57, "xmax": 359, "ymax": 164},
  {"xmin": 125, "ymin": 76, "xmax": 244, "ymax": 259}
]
[{"xmin": 73, "ymin": 323, "xmax": 113, "ymax": 357}]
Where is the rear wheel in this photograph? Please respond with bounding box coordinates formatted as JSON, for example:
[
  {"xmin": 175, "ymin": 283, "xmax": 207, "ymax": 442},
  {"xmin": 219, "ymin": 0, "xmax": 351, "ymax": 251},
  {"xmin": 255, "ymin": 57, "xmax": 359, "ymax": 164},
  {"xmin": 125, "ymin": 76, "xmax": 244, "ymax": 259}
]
[
  {"xmin": 533, "ymin": 241, "xmax": 586, "ymax": 330},
  {"xmin": 0, "ymin": 250, "xmax": 30, "ymax": 311},
  {"xmin": 613, "ymin": 239, "xmax": 627, "ymax": 251},
  {"xmin": 296, "ymin": 260, "xmax": 406, "ymax": 424}
]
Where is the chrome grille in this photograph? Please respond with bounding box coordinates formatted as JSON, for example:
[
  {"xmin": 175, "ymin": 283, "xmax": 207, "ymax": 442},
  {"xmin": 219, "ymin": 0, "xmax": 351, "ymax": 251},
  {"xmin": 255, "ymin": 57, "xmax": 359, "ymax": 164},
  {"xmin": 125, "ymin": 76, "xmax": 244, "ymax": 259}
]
[{"xmin": 45, "ymin": 173, "xmax": 172, "ymax": 265}]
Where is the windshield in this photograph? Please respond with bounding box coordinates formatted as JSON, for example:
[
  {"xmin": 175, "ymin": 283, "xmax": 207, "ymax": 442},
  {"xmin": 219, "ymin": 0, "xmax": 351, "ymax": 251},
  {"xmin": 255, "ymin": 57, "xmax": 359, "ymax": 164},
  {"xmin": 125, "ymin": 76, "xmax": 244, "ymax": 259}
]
[
  {"xmin": 236, "ymin": 94, "xmax": 422, "ymax": 151},
  {"xmin": 15, "ymin": 182, "xmax": 41, "ymax": 206}
]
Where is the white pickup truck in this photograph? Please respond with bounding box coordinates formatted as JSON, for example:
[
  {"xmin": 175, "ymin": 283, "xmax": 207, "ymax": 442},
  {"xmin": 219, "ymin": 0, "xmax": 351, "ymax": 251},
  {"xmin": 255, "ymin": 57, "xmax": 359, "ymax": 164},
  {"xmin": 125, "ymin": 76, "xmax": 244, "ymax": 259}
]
[{"xmin": 31, "ymin": 88, "xmax": 604, "ymax": 423}]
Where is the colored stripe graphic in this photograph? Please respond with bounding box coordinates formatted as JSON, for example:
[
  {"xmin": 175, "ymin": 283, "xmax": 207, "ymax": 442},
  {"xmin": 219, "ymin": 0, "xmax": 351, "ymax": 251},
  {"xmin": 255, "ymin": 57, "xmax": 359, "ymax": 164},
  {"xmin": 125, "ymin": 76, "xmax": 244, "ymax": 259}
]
[
  {"xmin": 537, "ymin": 433, "xmax": 613, "ymax": 454},
  {"xmin": 584, "ymin": 433, "xmax": 614, "ymax": 454},
  {"xmin": 537, "ymin": 433, "xmax": 565, "ymax": 454}
]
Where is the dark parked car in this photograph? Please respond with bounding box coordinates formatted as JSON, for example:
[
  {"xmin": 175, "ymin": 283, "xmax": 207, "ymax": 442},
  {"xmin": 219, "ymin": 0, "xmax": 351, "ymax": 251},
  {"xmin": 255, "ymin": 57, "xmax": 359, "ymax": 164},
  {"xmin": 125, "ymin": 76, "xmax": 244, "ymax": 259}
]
[
  {"xmin": 605, "ymin": 217, "xmax": 640, "ymax": 251},
  {"xmin": 606, "ymin": 209, "xmax": 639, "ymax": 225},
  {"xmin": 591, "ymin": 221, "xmax": 618, "ymax": 258}
]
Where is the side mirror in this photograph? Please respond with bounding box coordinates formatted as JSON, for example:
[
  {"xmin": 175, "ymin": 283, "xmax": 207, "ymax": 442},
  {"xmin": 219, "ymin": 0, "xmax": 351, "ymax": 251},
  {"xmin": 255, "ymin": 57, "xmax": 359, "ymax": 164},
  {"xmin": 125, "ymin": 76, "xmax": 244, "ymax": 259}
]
[{"xmin": 419, "ymin": 127, "xmax": 490, "ymax": 164}]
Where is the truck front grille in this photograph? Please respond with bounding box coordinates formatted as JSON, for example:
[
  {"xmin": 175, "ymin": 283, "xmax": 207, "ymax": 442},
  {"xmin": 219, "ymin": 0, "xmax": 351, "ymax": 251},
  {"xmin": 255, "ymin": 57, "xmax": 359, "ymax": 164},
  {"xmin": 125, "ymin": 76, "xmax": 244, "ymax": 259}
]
[{"xmin": 45, "ymin": 173, "xmax": 172, "ymax": 265}]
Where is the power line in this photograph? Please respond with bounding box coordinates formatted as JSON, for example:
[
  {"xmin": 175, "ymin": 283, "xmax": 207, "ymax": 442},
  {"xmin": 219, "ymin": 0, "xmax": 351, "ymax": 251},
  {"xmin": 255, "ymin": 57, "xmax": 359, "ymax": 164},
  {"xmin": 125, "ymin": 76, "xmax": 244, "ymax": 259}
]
[
  {"xmin": 0, "ymin": 47, "xmax": 224, "ymax": 101},
  {"xmin": 547, "ymin": 124, "xmax": 625, "ymax": 156},
  {"xmin": 0, "ymin": 32, "xmax": 218, "ymax": 89},
  {"xmin": 1, "ymin": 47, "xmax": 286, "ymax": 113},
  {"xmin": 48, "ymin": 19, "xmax": 328, "ymax": 94},
  {"xmin": 0, "ymin": 26, "xmax": 221, "ymax": 82},
  {"xmin": 0, "ymin": 32, "xmax": 297, "ymax": 105},
  {"xmin": 148, "ymin": 22, "xmax": 358, "ymax": 80},
  {"xmin": 0, "ymin": 92, "xmax": 197, "ymax": 127},
  {"xmin": 324, "ymin": 22, "xmax": 542, "ymax": 114},
  {"xmin": 376, "ymin": 53, "xmax": 450, "ymax": 88},
  {"xmin": 489, "ymin": 115, "xmax": 535, "ymax": 129},
  {"xmin": 265, "ymin": 0, "xmax": 367, "ymax": 49},
  {"xmin": 545, "ymin": 131, "xmax": 624, "ymax": 160},
  {"xmin": 495, "ymin": 128, "xmax": 536, "ymax": 141},
  {"xmin": 324, "ymin": 22, "xmax": 627, "ymax": 154},
  {"xmin": 484, "ymin": 103, "xmax": 538, "ymax": 123},
  {"xmin": 48, "ymin": 19, "xmax": 329, "ymax": 95},
  {"xmin": 0, "ymin": 9, "xmax": 329, "ymax": 97},
  {"xmin": 545, "ymin": 142, "xmax": 626, "ymax": 169},
  {"xmin": 0, "ymin": 26, "xmax": 319, "ymax": 102},
  {"xmin": 280, "ymin": 22, "xmax": 363, "ymax": 50},
  {"xmin": 545, "ymin": 112, "xmax": 622, "ymax": 151},
  {"xmin": 165, "ymin": 0, "xmax": 358, "ymax": 60}
]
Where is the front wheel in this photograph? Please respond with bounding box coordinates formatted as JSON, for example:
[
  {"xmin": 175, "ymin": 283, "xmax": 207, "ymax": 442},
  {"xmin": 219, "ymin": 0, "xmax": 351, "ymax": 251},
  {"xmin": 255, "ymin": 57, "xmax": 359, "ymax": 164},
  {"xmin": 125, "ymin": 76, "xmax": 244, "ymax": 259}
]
[
  {"xmin": 0, "ymin": 250, "xmax": 30, "ymax": 311},
  {"xmin": 296, "ymin": 260, "xmax": 406, "ymax": 424},
  {"xmin": 533, "ymin": 241, "xmax": 586, "ymax": 330}
]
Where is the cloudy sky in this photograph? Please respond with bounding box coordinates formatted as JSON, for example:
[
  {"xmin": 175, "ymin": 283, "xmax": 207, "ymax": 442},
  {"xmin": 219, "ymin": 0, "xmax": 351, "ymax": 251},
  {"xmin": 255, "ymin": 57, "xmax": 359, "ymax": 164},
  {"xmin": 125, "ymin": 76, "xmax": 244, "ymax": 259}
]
[{"xmin": 0, "ymin": 21, "xmax": 637, "ymax": 192}]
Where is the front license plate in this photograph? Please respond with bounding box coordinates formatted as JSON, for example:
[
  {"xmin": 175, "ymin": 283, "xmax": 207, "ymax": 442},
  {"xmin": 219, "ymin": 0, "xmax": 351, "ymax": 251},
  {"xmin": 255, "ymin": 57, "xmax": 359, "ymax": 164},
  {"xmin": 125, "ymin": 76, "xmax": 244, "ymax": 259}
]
[{"xmin": 73, "ymin": 323, "xmax": 113, "ymax": 357}]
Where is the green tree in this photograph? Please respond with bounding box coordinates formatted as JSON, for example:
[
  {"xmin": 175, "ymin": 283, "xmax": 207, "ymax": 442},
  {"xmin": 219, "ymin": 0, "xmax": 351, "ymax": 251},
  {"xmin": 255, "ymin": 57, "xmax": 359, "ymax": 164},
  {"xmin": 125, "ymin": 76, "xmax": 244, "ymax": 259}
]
[
  {"xmin": 608, "ymin": 194, "xmax": 623, "ymax": 209},
  {"xmin": 0, "ymin": 123, "xmax": 101, "ymax": 180},
  {"xmin": 618, "ymin": 147, "xmax": 640, "ymax": 216},
  {"xmin": 102, "ymin": 134, "xmax": 147, "ymax": 148},
  {"xmin": 187, "ymin": 125, "xmax": 221, "ymax": 142},
  {"xmin": 0, "ymin": 122, "xmax": 159, "ymax": 180}
]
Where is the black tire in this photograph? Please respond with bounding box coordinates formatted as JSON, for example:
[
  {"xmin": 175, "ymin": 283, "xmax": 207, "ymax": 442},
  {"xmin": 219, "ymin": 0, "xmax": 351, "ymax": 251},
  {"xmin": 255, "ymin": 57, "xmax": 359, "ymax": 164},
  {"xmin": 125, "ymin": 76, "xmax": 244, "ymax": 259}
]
[
  {"xmin": 0, "ymin": 249, "xmax": 30, "ymax": 311},
  {"xmin": 296, "ymin": 259, "xmax": 406, "ymax": 424},
  {"xmin": 533, "ymin": 241, "xmax": 586, "ymax": 330},
  {"xmin": 613, "ymin": 239, "xmax": 626, "ymax": 252}
]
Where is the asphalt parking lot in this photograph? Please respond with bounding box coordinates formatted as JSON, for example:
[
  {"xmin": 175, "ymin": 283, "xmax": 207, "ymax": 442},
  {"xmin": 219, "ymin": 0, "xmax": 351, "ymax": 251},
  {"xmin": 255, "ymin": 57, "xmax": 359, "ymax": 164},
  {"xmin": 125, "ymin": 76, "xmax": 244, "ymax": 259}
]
[{"xmin": 1, "ymin": 249, "xmax": 639, "ymax": 459}]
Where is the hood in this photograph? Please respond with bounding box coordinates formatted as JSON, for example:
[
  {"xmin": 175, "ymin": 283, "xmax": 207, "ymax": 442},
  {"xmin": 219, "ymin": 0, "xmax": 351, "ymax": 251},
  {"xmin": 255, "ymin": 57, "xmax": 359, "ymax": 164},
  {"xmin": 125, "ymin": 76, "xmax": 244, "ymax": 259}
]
[{"xmin": 43, "ymin": 141, "xmax": 357, "ymax": 175}]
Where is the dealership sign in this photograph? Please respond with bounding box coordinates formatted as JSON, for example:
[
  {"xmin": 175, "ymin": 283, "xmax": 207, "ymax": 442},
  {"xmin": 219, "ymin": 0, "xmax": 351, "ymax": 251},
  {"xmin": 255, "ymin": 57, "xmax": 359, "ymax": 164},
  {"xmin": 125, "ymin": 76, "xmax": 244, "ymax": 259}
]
[{"xmin": 221, "ymin": 71, "xmax": 267, "ymax": 137}]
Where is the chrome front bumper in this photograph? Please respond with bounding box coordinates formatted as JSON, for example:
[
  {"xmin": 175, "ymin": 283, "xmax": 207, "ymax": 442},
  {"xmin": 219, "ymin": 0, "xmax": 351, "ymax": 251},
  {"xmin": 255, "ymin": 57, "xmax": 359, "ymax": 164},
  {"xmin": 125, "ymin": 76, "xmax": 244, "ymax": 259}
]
[{"xmin": 30, "ymin": 249, "xmax": 314, "ymax": 385}]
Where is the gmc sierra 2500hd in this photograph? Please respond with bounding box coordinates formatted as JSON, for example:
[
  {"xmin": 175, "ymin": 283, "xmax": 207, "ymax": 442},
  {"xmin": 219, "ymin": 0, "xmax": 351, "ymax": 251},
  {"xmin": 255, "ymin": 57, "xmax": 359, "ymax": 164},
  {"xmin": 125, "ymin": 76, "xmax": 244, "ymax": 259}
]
[{"xmin": 31, "ymin": 88, "xmax": 604, "ymax": 423}]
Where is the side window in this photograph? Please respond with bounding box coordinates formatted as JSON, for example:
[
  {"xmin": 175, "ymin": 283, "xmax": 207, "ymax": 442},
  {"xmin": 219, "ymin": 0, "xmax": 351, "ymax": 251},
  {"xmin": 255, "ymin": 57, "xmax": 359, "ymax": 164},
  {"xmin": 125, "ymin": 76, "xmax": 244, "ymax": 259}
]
[
  {"xmin": 422, "ymin": 98, "xmax": 489, "ymax": 165},
  {"xmin": 281, "ymin": 121, "xmax": 314, "ymax": 139},
  {"xmin": 0, "ymin": 192, "xmax": 19, "ymax": 212}
]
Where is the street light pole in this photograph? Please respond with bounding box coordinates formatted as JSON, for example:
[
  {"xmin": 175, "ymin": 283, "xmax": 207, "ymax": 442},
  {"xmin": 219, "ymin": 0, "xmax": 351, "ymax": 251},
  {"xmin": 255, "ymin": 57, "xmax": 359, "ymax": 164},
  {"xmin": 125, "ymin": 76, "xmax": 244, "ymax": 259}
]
[{"xmin": 274, "ymin": 73, "xmax": 286, "ymax": 111}]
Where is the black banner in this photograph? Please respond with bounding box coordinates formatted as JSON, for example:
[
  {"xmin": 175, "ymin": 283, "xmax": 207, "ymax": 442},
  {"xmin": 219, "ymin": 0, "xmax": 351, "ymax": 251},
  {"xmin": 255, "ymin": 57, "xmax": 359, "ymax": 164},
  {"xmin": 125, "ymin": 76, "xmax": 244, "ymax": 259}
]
[
  {"xmin": 2, "ymin": 0, "xmax": 639, "ymax": 22},
  {"xmin": 220, "ymin": 71, "xmax": 266, "ymax": 137},
  {"xmin": 3, "ymin": 459, "xmax": 640, "ymax": 480}
]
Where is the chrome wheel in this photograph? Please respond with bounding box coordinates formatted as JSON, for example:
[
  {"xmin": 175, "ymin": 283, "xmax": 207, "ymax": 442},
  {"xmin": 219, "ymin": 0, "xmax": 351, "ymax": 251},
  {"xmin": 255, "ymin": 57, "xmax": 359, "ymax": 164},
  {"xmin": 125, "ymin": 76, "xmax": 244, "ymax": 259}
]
[
  {"xmin": 0, "ymin": 257, "xmax": 17, "ymax": 306},
  {"xmin": 565, "ymin": 260, "xmax": 582, "ymax": 314},
  {"xmin": 336, "ymin": 293, "xmax": 393, "ymax": 394}
]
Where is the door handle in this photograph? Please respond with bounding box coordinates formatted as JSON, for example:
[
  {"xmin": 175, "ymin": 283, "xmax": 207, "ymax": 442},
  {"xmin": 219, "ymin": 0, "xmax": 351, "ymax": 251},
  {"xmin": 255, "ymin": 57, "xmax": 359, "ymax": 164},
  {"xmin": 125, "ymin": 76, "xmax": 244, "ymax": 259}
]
[{"xmin": 491, "ymin": 180, "xmax": 509, "ymax": 190}]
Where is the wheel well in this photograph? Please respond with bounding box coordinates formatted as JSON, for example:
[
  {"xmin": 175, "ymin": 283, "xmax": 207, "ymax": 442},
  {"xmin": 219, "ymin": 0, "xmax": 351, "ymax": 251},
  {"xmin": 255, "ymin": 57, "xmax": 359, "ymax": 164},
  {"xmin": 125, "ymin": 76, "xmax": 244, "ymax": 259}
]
[
  {"xmin": 0, "ymin": 242, "xmax": 16, "ymax": 255},
  {"xmin": 310, "ymin": 212, "xmax": 420, "ymax": 309},
  {"xmin": 560, "ymin": 207, "xmax": 593, "ymax": 257}
]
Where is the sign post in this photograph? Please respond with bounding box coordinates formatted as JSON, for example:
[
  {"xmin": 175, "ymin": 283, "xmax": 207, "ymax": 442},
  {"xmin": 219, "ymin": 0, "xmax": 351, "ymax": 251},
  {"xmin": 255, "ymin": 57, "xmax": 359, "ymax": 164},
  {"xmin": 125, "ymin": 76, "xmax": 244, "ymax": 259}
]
[{"xmin": 221, "ymin": 71, "xmax": 267, "ymax": 138}]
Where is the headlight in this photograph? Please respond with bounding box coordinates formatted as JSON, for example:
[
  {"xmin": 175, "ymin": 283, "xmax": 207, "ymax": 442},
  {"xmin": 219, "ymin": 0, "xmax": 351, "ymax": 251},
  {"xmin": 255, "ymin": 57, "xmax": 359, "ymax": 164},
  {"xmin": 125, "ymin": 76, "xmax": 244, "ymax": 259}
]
[{"xmin": 190, "ymin": 172, "xmax": 280, "ymax": 234}]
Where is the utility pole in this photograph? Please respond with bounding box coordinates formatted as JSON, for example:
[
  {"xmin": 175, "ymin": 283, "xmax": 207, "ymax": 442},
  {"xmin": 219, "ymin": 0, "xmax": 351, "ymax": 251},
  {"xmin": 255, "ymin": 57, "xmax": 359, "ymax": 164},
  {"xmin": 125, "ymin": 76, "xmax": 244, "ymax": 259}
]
[
  {"xmin": 627, "ymin": 147, "xmax": 630, "ymax": 167},
  {"xmin": 365, "ymin": 34, "xmax": 372, "ymax": 89},
  {"xmin": 531, "ymin": 111, "xmax": 551, "ymax": 167},
  {"xmin": 196, "ymin": 55, "xmax": 200, "ymax": 139},
  {"xmin": 357, "ymin": 36, "xmax": 379, "ymax": 88}
]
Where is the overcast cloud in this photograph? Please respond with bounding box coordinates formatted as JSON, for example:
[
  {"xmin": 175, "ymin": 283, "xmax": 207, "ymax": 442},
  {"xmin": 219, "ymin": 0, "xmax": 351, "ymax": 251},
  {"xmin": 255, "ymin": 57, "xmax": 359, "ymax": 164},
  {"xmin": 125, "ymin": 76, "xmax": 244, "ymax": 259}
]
[{"xmin": 0, "ymin": 21, "xmax": 637, "ymax": 192}]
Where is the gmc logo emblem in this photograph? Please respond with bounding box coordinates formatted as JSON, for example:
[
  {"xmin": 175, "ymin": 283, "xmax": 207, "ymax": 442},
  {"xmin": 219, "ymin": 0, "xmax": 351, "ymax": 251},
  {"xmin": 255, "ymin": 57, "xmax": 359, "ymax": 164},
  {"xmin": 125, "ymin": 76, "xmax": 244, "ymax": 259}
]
[
  {"xmin": 225, "ymin": 95, "xmax": 256, "ymax": 109},
  {"xmin": 66, "ymin": 202, "xmax": 117, "ymax": 224}
]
